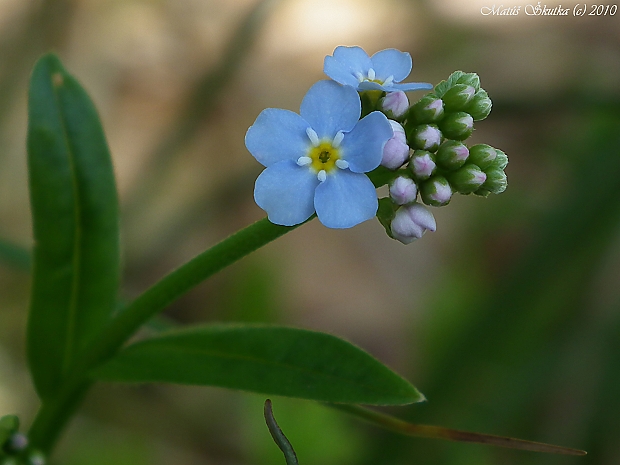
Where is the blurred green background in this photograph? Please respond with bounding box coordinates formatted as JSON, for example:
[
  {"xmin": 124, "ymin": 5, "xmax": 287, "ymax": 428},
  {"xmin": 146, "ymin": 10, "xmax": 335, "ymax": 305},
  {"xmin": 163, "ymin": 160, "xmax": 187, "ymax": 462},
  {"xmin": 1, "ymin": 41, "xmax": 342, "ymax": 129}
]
[{"xmin": 1, "ymin": 0, "xmax": 619, "ymax": 464}]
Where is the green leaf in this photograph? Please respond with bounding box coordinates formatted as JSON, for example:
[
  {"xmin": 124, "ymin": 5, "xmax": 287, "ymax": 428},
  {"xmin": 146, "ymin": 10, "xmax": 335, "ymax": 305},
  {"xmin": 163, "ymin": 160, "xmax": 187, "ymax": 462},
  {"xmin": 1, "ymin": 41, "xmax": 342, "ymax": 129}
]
[
  {"xmin": 0, "ymin": 415, "xmax": 19, "ymax": 447},
  {"xmin": 92, "ymin": 324, "xmax": 424, "ymax": 405},
  {"xmin": 0, "ymin": 239, "xmax": 31, "ymax": 272},
  {"xmin": 26, "ymin": 53, "xmax": 120, "ymax": 400}
]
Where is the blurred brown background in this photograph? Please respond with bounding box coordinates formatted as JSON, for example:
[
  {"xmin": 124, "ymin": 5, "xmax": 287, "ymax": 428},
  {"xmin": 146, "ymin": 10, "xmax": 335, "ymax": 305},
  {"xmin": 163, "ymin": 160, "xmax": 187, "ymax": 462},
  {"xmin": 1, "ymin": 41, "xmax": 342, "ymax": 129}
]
[{"xmin": 1, "ymin": 0, "xmax": 619, "ymax": 464}]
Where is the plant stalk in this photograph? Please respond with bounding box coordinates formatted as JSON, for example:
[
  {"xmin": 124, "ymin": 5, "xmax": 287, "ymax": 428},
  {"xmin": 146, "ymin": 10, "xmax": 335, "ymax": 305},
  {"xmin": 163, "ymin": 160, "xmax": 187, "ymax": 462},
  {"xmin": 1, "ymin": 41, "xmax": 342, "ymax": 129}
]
[{"xmin": 28, "ymin": 217, "xmax": 304, "ymax": 454}]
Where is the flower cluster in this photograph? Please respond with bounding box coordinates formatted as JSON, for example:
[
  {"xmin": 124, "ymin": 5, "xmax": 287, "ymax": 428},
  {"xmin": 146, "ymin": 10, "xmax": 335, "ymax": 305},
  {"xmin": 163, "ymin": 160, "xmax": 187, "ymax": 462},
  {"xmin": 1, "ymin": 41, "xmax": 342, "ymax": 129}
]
[
  {"xmin": 246, "ymin": 48, "xmax": 508, "ymax": 243},
  {"xmin": 0, "ymin": 414, "xmax": 45, "ymax": 465},
  {"xmin": 376, "ymin": 71, "xmax": 508, "ymax": 243}
]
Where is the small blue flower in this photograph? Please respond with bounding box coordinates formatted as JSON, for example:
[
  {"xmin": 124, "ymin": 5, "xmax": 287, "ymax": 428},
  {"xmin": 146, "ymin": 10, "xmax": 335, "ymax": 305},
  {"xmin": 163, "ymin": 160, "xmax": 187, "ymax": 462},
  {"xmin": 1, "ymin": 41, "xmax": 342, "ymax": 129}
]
[
  {"xmin": 324, "ymin": 46, "xmax": 433, "ymax": 93},
  {"xmin": 246, "ymin": 80, "xmax": 393, "ymax": 228}
]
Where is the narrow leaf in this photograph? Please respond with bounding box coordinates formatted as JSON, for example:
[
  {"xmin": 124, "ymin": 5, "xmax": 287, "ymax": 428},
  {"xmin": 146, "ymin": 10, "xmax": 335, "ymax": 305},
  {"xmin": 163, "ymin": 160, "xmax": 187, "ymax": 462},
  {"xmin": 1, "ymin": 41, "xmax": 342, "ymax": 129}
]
[
  {"xmin": 0, "ymin": 238, "xmax": 31, "ymax": 271},
  {"xmin": 92, "ymin": 324, "xmax": 424, "ymax": 405},
  {"xmin": 330, "ymin": 404, "xmax": 587, "ymax": 456},
  {"xmin": 27, "ymin": 53, "xmax": 120, "ymax": 399}
]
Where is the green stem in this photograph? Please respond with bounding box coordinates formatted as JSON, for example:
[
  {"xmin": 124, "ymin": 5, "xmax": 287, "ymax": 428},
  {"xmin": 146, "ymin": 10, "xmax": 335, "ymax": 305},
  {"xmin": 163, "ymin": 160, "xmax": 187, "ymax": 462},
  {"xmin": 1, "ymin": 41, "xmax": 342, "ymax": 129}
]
[{"xmin": 28, "ymin": 217, "xmax": 304, "ymax": 454}]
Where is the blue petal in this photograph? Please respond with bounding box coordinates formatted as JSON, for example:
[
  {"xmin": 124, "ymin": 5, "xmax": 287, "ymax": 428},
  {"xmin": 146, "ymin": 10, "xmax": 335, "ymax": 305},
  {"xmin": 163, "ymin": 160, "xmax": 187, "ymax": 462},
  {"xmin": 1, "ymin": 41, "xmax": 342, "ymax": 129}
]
[
  {"xmin": 323, "ymin": 55, "xmax": 360, "ymax": 87},
  {"xmin": 392, "ymin": 82, "xmax": 434, "ymax": 92},
  {"xmin": 314, "ymin": 170, "xmax": 378, "ymax": 228},
  {"xmin": 332, "ymin": 46, "xmax": 373, "ymax": 75},
  {"xmin": 340, "ymin": 111, "xmax": 393, "ymax": 173},
  {"xmin": 370, "ymin": 49, "xmax": 412, "ymax": 83},
  {"xmin": 357, "ymin": 81, "xmax": 390, "ymax": 92},
  {"xmin": 300, "ymin": 80, "xmax": 360, "ymax": 139},
  {"xmin": 245, "ymin": 109, "xmax": 311, "ymax": 167},
  {"xmin": 254, "ymin": 160, "xmax": 318, "ymax": 226},
  {"xmin": 358, "ymin": 81, "xmax": 433, "ymax": 92}
]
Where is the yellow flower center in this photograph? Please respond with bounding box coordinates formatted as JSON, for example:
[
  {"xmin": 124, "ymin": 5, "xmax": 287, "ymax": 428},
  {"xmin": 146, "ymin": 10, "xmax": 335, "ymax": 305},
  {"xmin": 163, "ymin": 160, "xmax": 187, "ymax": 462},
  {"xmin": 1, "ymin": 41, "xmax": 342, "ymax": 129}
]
[{"xmin": 308, "ymin": 141, "xmax": 341, "ymax": 173}]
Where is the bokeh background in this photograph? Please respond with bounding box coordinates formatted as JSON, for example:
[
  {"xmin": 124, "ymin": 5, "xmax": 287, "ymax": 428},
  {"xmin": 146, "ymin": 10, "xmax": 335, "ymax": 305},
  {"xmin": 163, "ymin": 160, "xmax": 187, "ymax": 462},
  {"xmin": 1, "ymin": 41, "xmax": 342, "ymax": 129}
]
[{"xmin": 1, "ymin": 0, "xmax": 620, "ymax": 464}]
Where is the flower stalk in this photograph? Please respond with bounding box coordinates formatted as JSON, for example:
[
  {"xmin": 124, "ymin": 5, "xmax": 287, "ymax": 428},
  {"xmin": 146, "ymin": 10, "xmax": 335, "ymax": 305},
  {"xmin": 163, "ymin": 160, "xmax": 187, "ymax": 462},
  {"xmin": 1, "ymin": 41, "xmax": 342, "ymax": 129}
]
[{"xmin": 28, "ymin": 217, "xmax": 305, "ymax": 455}]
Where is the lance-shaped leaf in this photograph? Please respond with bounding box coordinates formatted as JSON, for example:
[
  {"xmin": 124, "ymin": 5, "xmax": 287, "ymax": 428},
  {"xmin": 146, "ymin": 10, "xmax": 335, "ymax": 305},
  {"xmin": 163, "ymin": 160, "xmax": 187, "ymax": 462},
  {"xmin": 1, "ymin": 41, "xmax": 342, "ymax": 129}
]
[
  {"xmin": 27, "ymin": 53, "xmax": 120, "ymax": 399},
  {"xmin": 92, "ymin": 325, "xmax": 424, "ymax": 405}
]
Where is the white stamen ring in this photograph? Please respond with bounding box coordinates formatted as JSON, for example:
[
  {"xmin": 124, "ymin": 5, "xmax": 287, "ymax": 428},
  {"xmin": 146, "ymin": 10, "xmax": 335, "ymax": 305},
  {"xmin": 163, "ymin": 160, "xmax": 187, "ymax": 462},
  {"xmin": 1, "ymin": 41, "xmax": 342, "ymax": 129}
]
[
  {"xmin": 367, "ymin": 68, "xmax": 376, "ymax": 80},
  {"xmin": 297, "ymin": 156, "xmax": 312, "ymax": 166},
  {"xmin": 336, "ymin": 160, "xmax": 349, "ymax": 170},
  {"xmin": 317, "ymin": 170, "xmax": 327, "ymax": 182},
  {"xmin": 332, "ymin": 131, "xmax": 344, "ymax": 148},
  {"xmin": 306, "ymin": 127, "xmax": 320, "ymax": 146},
  {"xmin": 383, "ymin": 75, "xmax": 394, "ymax": 87}
]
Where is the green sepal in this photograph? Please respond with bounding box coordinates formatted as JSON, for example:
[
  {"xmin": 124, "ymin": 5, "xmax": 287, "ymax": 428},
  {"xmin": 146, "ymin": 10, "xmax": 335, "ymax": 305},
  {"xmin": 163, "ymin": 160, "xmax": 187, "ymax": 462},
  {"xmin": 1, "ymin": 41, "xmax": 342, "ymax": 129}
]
[
  {"xmin": 438, "ymin": 112, "xmax": 474, "ymax": 140},
  {"xmin": 468, "ymin": 144, "xmax": 497, "ymax": 170},
  {"xmin": 377, "ymin": 197, "xmax": 398, "ymax": 238},
  {"xmin": 446, "ymin": 164, "xmax": 487, "ymax": 194},
  {"xmin": 442, "ymin": 84, "xmax": 476, "ymax": 113},
  {"xmin": 455, "ymin": 72, "xmax": 481, "ymax": 91},
  {"xmin": 473, "ymin": 187, "xmax": 492, "ymax": 197},
  {"xmin": 405, "ymin": 95, "xmax": 444, "ymax": 125},
  {"xmin": 436, "ymin": 140, "xmax": 469, "ymax": 171},
  {"xmin": 420, "ymin": 175, "xmax": 452, "ymax": 207},
  {"xmin": 432, "ymin": 71, "xmax": 466, "ymax": 98},
  {"xmin": 360, "ymin": 90, "xmax": 384, "ymax": 118},
  {"xmin": 367, "ymin": 165, "xmax": 398, "ymax": 188},
  {"xmin": 491, "ymin": 148, "xmax": 509, "ymax": 170},
  {"xmin": 466, "ymin": 89, "xmax": 492, "ymax": 121},
  {"xmin": 482, "ymin": 168, "xmax": 508, "ymax": 194}
]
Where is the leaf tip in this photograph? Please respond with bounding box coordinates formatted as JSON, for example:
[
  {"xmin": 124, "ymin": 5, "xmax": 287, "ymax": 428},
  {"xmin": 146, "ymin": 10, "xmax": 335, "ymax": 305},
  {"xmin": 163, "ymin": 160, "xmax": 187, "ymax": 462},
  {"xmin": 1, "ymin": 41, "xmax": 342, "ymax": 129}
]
[{"xmin": 51, "ymin": 72, "xmax": 64, "ymax": 88}]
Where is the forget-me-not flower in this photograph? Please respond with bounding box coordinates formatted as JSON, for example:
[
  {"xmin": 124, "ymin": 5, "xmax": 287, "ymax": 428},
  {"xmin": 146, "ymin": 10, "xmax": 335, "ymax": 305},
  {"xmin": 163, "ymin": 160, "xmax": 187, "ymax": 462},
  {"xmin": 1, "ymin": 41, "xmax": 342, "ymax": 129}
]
[
  {"xmin": 246, "ymin": 80, "xmax": 393, "ymax": 228},
  {"xmin": 324, "ymin": 46, "xmax": 433, "ymax": 93}
]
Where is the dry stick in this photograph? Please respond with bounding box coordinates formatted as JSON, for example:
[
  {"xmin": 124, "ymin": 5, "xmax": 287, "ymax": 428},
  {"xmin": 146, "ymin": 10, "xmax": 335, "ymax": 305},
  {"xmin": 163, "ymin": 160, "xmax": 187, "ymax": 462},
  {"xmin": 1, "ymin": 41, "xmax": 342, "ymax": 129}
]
[{"xmin": 329, "ymin": 403, "xmax": 587, "ymax": 456}]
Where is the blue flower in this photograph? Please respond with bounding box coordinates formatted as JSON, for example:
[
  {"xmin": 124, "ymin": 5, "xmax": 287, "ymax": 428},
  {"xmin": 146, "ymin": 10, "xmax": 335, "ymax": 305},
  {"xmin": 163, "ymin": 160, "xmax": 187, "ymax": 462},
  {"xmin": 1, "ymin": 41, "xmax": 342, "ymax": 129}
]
[
  {"xmin": 246, "ymin": 80, "xmax": 393, "ymax": 228},
  {"xmin": 324, "ymin": 46, "xmax": 433, "ymax": 93}
]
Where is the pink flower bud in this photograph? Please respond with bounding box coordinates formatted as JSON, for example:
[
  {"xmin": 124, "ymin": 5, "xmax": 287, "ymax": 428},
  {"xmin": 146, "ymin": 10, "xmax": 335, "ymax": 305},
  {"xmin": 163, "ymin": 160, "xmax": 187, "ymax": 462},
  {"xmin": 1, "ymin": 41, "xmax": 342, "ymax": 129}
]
[
  {"xmin": 381, "ymin": 91, "xmax": 409, "ymax": 118},
  {"xmin": 391, "ymin": 203, "xmax": 437, "ymax": 244},
  {"xmin": 381, "ymin": 120, "xmax": 410, "ymax": 170},
  {"xmin": 389, "ymin": 176, "xmax": 418, "ymax": 205},
  {"xmin": 410, "ymin": 150, "xmax": 437, "ymax": 180}
]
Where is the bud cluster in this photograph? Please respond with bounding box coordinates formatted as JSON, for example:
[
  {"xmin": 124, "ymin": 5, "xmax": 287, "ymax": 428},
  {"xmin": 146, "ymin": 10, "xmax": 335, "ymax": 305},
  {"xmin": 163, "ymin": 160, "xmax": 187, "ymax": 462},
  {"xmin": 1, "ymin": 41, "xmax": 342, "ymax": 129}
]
[
  {"xmin": 1, "ymin": 415, "xmax": 45, "ymax": 465},
  {"xmin": 371, "ymin": 71, "xmax": 508, "ymax": 244}
]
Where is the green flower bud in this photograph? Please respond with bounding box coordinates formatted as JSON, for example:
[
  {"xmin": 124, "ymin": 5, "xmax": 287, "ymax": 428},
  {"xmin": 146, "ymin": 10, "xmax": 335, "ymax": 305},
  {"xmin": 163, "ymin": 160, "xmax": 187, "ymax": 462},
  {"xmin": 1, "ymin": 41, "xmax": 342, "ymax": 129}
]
[
  {"xmin": 0, "ymin": 415, "xmax": 19, "ymax": 448},
  {"xmin": 29, "ymin": 451, "xmax": 46, "ymax": 465},
  {"xmin": 491, "ymin": 148, "xmax": 508, "ymax": 170},
  {"xmin": 482, "ymin": 168, "xmax": 507, "ymax": 194},
  {"xmin": 474, "ymin": 187, "xmax": 491, "ymax": 197},
  {"xmin": 468, "ymin": 144, "xmax": 497, "ymax": 170},
  {"xmin": 408, "ymin": 124, "xmax": 442, "ymax": 152},
  {"xmin": 447, "ymin": 163, "xmax": 487, "ymax": 194},
  {"xmin": 420, "ymin": 175, "xmax": 452, "ymax": 206},
  {"xmin": 438, "ymin": 111, "xmax": 473, "ymax": 140},
  {"xmin": 407, "ymin": 95, "xmax": 444, "ymax": 124},
  {"xmin": 456, "ymin": 73, "xmax": 481, "ymax": 91},
  {"xmin": 409, "ymin": 150, "xmax": 437, "ymax": 181},
  {"xmin": 436, "ymin": 140, "xmax": 469, "ymax": 171},
  {"xmin": 442, "ymin": 84, "xmax": 476, "ymax": 112},
  {"xmin": 466, "ymin": 89, "xmax": 492, "ymax": 121}
]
